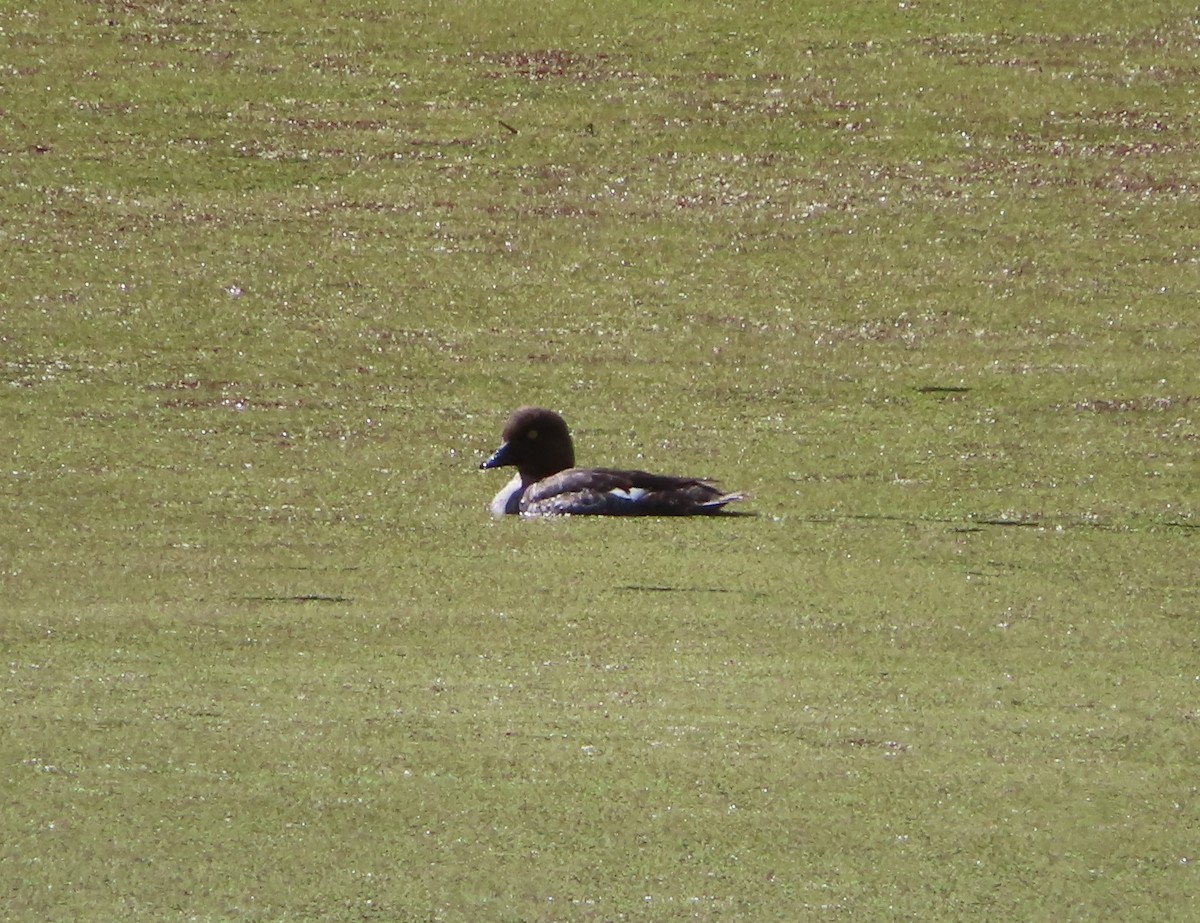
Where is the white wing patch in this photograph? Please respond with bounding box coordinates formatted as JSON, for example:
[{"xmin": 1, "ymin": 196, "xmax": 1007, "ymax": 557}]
[{"xmin": 606, "ymin": 486, "xmax": 648, "ymax": 503}]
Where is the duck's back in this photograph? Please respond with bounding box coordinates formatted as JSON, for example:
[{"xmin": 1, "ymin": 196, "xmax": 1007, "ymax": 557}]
[{"xmin": 521, "ymin": 467, "xmax": 742, "ymax": 516}]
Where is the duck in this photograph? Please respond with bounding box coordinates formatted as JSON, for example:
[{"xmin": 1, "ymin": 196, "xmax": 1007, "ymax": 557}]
[{"xmin": 479, "ymin": 406, "xmax": 745, "ymax": 517}]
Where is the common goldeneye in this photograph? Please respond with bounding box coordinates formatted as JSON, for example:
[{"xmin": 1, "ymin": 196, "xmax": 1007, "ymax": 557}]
[{"xmin": 480, "ymin": 407, "xmax": 745, "ymax": 517}]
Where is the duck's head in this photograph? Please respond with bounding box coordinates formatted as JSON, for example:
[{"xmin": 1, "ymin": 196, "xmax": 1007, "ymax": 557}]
[{"xmin": 480, "ymin": 406, "xmax": 576, "ymax": 483}]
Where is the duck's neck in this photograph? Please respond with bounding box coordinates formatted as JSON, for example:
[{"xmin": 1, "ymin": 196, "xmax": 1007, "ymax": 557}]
[{"xmin": 520, "ymin": 447, "xmax": 574, "ymax": 485}]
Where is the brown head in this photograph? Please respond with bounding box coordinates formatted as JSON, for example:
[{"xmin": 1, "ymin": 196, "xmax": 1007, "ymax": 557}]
[{"xmin": 479, "ymin": 407, "xmax": 576, "ymax": 483}]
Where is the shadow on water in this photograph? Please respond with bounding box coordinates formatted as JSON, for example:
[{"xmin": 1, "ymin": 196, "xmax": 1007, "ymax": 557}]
[
  {"xmin": 239, "ymin": 595, "xmax": 353, "ymax": 603},
  {"xmin": 615, "ymin": 584, "xmax": 769, "ymax": 597}
]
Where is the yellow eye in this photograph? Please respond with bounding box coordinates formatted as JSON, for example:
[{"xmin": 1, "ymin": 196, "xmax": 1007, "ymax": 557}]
[{"xmin": 527, "ymin": 429, "xmax": 539, "ymax": 440}]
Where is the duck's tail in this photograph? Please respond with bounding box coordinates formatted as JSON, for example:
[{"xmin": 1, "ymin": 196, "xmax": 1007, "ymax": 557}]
[{"xmin": 695, "ymin": 491, "xmax": 748, "ymax": 513}]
